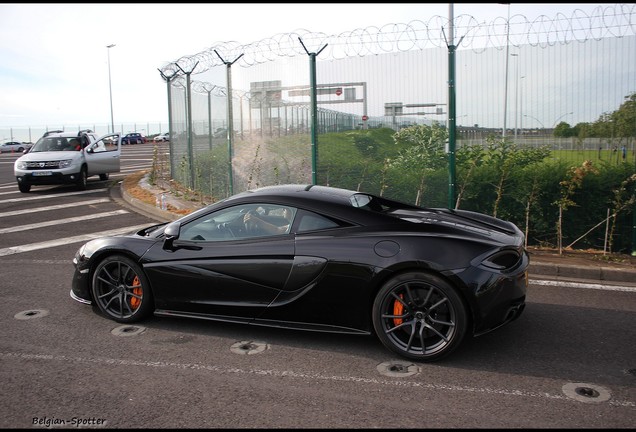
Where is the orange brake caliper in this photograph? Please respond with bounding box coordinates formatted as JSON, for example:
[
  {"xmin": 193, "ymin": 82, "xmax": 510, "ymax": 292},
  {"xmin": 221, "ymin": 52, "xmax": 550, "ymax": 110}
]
[
  {"xmin": 393, "ymin": 294, "xmax": 404, "ymax": 326},
  {"xmin": 130, "ymin": 275, "xmax": 142, "ymax": 309}
]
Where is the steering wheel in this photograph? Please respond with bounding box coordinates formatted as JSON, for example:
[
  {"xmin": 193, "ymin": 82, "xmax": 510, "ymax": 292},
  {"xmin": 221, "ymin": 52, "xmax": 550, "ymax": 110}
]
[
  {"xmin": 216, "ymin": 222, "xmax": 236, "ymax": 238},
  {"xmin": 244, "ymin": 210, "xmax": 259, "ymax": 235}
]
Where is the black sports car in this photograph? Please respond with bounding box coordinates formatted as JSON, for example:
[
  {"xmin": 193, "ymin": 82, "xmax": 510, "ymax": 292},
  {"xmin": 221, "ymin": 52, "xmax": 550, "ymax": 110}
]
[{"xmin": 71, "ymin": 184, "xmax": 528, "ymax": 361}]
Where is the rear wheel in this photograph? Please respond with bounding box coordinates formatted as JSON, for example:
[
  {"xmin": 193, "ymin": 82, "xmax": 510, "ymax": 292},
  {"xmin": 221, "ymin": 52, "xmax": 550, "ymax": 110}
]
[
  {"xmin": 372, "ymin": 272, "xmax": 468, "ymax": 362},
  {"xmin": 99, "ymin": 173, "xmax": 109, "ymax": 181},
  {"xmin": 91, "ymin": 254, "xmax": 153, "ymax": 323}
]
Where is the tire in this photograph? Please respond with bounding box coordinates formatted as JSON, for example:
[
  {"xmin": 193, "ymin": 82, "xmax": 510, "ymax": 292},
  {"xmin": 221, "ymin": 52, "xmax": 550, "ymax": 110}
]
[
  {"xmin": 76, "ymin": 166, "xmax": 88, "ymax": 190},
  {"xmin": 18, "ymin": 182, "xmax": 31, "ymax": 193},
  {"xmin": 99, "ymin": 173, "xmax": 109, "ymax": 181},
  {"xmin": 91, "ymin": 254, "xmax": 154, "ymax": 323},
  {"xmin": 372, "ymin": 271, "xmax": 468, "ymax": 362}
]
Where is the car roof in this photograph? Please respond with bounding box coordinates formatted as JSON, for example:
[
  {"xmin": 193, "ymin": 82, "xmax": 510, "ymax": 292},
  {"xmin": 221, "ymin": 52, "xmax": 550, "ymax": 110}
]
[
  {"xmin": 229, "ymin": 184, "xmax": 421, "ymax": 223},
  {"xmin": 42, "ymin": 130, "xmax": 94, "ymax": 138},
  {"xmin": 241, "ymin": 184, "xmax": 357, "ymax": 204}
]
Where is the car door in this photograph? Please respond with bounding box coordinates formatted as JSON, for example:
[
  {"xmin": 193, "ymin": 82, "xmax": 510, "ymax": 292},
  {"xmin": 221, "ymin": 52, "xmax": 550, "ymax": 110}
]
[
  {"xmin": 141, "ymin": 203, "xmax": 296, "ymax": 322},
  {"xmin": 84, "ymin": 133, "xmax": 121, "ymax": 175}
]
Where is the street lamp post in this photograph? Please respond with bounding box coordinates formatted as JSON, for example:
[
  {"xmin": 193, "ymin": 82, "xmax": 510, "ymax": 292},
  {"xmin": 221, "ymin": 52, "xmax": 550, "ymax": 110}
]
[
  {"xmin": 502, "ymin": 4, "xmax": 511, "ymax": 138},
  {"xmin": 523, "ymin": 114, "xmax": 545, "ymax": 133},
  {"xmin": 519, "ymin": 76, "xmax": 525, "ymax": 134},
  {"xmin": 106, "ymin": 44, "xmax": 115, "ymax": 134},
  {"xmin": 553, "ymin": 111, "xmax": 573, "ymax": 128},
  {"xmin": 511, "ymin": 53, "xmax": 519, "ymax": 139}
]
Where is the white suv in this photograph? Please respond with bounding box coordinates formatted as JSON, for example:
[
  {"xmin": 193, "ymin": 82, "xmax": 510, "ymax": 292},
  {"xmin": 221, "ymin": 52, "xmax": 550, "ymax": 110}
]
[{"xmin": 14, "ymin": 130, "xmax": 122, "ymax": 193}]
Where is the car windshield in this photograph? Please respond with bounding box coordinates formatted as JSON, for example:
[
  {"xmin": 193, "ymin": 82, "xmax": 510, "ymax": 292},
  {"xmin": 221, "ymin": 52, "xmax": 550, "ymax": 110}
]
[{"xmin": 30, "ymin": 136, "xmax": 78, "ymax": 152}]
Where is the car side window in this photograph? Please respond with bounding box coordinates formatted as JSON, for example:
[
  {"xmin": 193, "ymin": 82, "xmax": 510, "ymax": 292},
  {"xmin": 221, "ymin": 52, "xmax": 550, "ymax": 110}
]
[
  {"xmin": 179, "ymin": 203, "xmax": 297, "ymax": 242},
  {"xmin": 89, "ymin": 136, "xmax": 117, "ymax": 153},
  {"xmin": 295, "ymin": 210, "xmax": 343, "ymax": 233}
]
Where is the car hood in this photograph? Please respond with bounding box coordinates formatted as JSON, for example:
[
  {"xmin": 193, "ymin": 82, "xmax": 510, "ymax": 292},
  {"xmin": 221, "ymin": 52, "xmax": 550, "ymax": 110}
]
[
  {"xmin": 391, "ymin": 207, "xmax": 524, "ymax": 245},
  {"xmin": 17, "ymin": 151, "xmax": 80, "ymax": 161}
]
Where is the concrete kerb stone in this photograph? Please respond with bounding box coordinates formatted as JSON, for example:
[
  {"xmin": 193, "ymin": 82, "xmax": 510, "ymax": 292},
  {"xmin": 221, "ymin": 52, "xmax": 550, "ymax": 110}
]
[
  {"xmin": 119, "ymin": 172, "xmax": 196, "ymax": 222},
  {"xmin": 528, "ymin": 261, "xmax": 636, "ymax": 284}
]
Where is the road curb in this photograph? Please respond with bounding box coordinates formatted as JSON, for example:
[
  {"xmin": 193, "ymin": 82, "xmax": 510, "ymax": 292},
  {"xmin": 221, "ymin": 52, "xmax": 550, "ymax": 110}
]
[
  {"xmin": 528, "ymin": 261, "xmax": 636, "ymax": 284},
  {"xmin": 117, "ymin": 180, "xmax": 178, "ymax": 223}
]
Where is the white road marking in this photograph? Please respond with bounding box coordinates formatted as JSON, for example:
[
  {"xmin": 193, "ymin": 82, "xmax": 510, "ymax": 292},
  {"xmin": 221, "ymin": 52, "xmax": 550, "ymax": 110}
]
[
  {"xmin": 0, "ymin": 352, "xmax": 633, "ymax": 407},
  {"xmin": 529, "ymin": 279, "xmax": 636, "ymax": 292},
  {"xmin": 0, "ymin": 188, "xmax": 108, "ymax": 203},
  {"xmin": 0, "ymin": 224, "xmax": 150, "ymax": 256},
  {"xmin": 0, "ymin": 198, "xmax": 110, "ymax": 217},
  {"xmin": 0, "ymin": 210, "xmax": 129, "ymax": 234}
]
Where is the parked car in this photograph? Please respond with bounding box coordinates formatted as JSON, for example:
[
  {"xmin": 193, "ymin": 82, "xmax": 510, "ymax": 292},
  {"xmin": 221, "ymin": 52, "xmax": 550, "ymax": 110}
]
[
  {"xmin": 70, "ymin": 184, "xmax": 528, "ymax": 362},
  {"xmin": 14, "ymin": 130, "xmax": 121, "ymax": 193},
  {"xmin": 153, "ymin": 133, "xmax": 170, "ymax": 142},
  {"xmin": 122, "ymin": 133, "xmax": 146, "ymax": 145},
  {"xmin": 1, "ymin": 141, "xmax": 32, "ymax": 153}
]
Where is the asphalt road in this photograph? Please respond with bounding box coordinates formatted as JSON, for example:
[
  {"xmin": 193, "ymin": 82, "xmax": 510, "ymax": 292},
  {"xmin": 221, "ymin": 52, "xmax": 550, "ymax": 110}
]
[{"xmin": 0, "ymin": 144, "xmax": 635, "ymax": 428}]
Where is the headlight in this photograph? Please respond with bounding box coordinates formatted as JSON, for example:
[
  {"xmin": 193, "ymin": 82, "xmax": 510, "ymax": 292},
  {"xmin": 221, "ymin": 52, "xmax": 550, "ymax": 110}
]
[
  {"xmin": 16, "ymin": 161, "xmax": 26, "ymax": 170},
  {"xmin": 59, "ymin": 159, "xmax": 74, "ymax": 168}
]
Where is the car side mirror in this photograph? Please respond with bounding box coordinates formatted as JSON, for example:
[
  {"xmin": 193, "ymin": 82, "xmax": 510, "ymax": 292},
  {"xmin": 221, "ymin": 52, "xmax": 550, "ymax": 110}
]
[{"xmin": 163, "ymin": 222, "xmax": 181, "ymax": 251}]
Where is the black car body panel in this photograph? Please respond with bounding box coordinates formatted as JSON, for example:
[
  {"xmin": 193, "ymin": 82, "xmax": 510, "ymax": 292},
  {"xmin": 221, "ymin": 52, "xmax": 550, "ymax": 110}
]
[{"xmin": 71, "ymin": 184, "xmax": 528, "ymax": 361}]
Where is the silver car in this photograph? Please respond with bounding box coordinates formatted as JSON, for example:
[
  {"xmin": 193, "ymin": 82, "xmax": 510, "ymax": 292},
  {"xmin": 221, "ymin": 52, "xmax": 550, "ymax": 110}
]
[
  {"xmin": 0, "ymin": 141, "xmax": 32, "ymax": 153},
  {"xmin": 14, "ymin": 131, "xmax": 122, "ymax": 193}
]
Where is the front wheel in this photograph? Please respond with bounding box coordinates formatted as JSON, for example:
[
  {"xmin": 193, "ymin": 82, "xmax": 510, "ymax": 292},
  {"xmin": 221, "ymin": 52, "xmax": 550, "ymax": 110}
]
[
  {"xmin": 91, "ymin": 255, "xmax": 154, "ymax": 323},
  {"xmin": 99, "ymin": 173, "xmax": 109, "ymax": 181},
  {"xmin": 76, "ymin": 166, "xmax": 87, "ymax": 190},
  {"xmin": 372, "ymin": 272, "xmax": 468, "ymax": 362},
  {"xmin": 18, "ymin": 182, "xmax": 31, "ymax": 193}
]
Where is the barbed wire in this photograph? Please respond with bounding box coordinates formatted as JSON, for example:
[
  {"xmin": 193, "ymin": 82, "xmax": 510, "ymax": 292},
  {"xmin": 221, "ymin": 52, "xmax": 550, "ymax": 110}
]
[{"xmin": 159, "ymin": 3, "xmax": 635, "ymax": 77}]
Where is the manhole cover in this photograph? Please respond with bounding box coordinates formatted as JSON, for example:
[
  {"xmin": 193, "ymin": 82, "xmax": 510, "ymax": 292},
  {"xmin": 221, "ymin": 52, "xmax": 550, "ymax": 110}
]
[
  {"xmin": 111, "ymin": 325, "xmax": 146, "ymax": 337},
  {"xmin": 377, "ymin": 360, "xmax": 420, "ymax": 377},
  {"xmin": 14, "ymin": 309, "xmax": 49, "ymax": 320},
  {"xmin": 230, "ymin": 341, "xmax": 268, "ymax": 355},
  {"xmin": 562, "ymin": 382, "xmax": 611, "ymax": 403}
]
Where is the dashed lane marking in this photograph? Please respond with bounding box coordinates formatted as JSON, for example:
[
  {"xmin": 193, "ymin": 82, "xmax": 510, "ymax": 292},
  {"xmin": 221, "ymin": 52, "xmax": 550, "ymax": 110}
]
[{"xmin": 0, "ymin": 351, "xmax": 633, "ymax": 408}]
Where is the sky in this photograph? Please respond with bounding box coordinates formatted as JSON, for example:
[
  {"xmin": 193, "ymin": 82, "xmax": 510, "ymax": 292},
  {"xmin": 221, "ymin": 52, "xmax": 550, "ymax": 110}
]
[{"xmin": 0, "ymin": 3, "xmax": 614, "ymax": 132}]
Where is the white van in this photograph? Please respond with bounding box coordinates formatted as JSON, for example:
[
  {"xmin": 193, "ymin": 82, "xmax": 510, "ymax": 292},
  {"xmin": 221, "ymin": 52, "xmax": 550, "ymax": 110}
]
[{"xmin": 14, "ymin": 130, "xmax": 122, "ymax": 193}]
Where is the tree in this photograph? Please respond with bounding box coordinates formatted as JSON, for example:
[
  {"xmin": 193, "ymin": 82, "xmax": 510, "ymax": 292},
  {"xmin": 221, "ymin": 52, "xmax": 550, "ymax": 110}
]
[
  {"xmin": 553, "ymin": 121, "xmax": 573, "ymax": 138},
  {"xmin": 485, "ymin": 137, "xmax": 551, "ymax": 218},
  {"xmin": 454, "ymin": 143, "xmax": 486, "ymax": 209},
  {"xmin": 391, "ymin": 123, "xmax": 448, "ymax": 206},
  {"xmin": 553, "ymin": 160, "xmax": 599, "ymax": 254}
]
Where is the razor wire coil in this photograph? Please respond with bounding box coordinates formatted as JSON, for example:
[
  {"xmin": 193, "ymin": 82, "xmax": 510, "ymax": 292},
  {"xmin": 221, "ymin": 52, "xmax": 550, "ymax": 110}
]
[{"xmin": 159, "ymin": 4, "xmax": 635, "ymax": 77}]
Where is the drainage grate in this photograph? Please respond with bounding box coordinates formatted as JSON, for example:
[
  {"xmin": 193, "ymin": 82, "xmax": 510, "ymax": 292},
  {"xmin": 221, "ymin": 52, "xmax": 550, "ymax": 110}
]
[
  {"xmin": 230, "ymin": 340, "xmax": 268, "ymax": 355},
  {"xmin": 562, "ymin": 382, "xmax": 611, "ymax": 403},
  {"xmin": 111, "ymin": 325, "xmax": 146, "ymax": 337},
  {"xmin": 376, "ymin": 360, "xmax": 420, "ymax": 377},
  {"xmin": 14, "ymin": 309, "xmax": 49, "ymax": 320}
]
